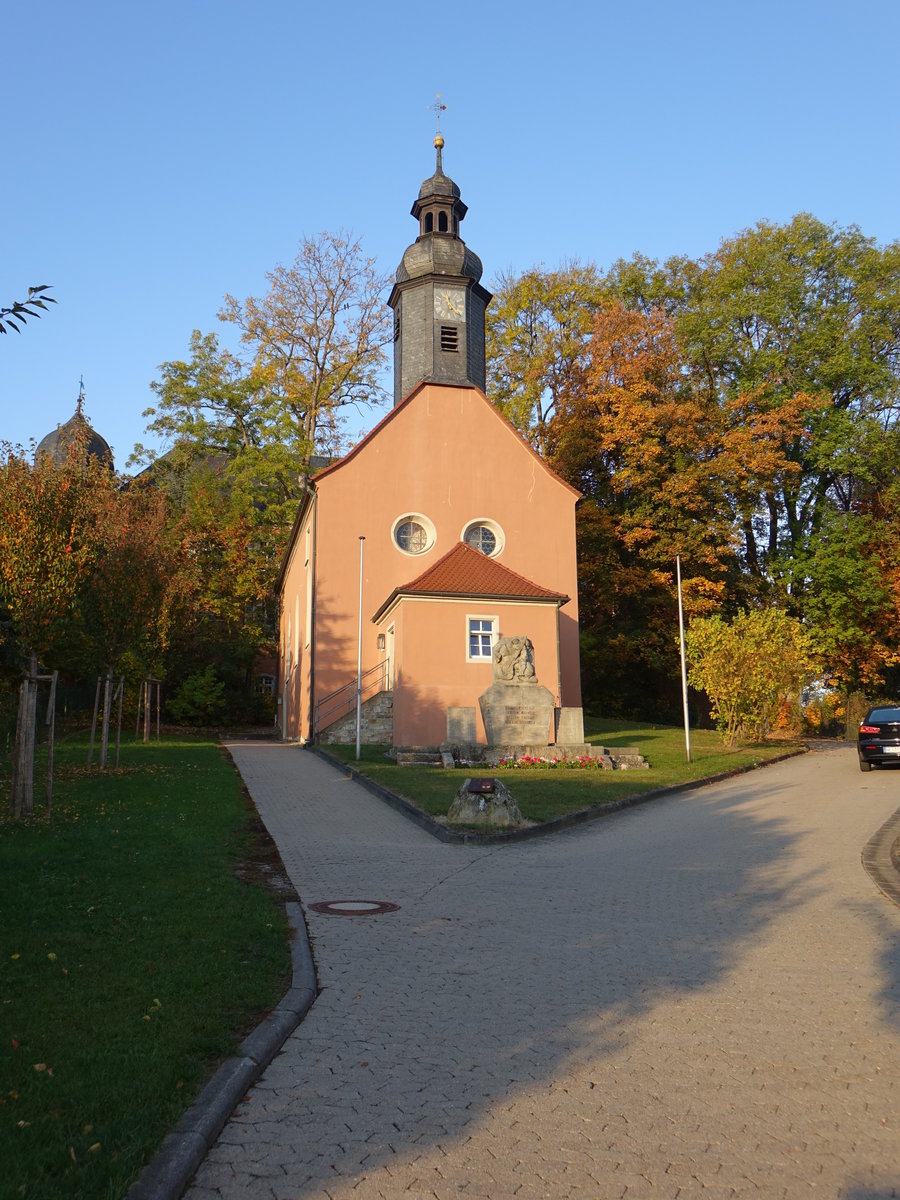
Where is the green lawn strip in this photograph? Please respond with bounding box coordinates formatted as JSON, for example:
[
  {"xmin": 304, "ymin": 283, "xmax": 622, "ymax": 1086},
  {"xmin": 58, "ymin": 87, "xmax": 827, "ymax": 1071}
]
[
  {"xmin": 324, "ymin": 721, "xmax": 801, "ymax": 824},
  {"xmin": 0, "ymin": 736, "xmax": 289, "ymax": 1200}
]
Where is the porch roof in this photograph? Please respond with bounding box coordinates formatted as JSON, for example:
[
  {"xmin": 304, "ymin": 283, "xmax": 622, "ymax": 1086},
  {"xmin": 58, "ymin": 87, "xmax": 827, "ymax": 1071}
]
[{"xmin": 372, "ymin": 542, "xmax": 568, "ymax": 623}]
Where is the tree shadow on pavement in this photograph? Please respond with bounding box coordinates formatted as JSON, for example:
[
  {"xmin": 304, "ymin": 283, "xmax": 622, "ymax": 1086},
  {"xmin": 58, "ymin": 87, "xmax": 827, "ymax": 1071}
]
[{"xmin": 199, "ymin": 750, "xmax": 898, "ymax": 1199}]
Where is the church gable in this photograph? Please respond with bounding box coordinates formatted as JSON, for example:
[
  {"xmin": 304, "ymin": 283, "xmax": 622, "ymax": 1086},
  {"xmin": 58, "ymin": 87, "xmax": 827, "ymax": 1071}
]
[{"xmin": 314, "ymin": 379, "xmax": 579, "ymax": 506}]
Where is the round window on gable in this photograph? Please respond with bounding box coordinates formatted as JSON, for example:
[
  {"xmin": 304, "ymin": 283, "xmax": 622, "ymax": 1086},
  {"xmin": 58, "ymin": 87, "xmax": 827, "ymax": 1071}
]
[
  {"xmin": 463, "ymin": 520, "xmax": 504, "ymax": 557},
  {"xmin": 393, "ymin": 514, "xmax": 435, "ymax": 556}
]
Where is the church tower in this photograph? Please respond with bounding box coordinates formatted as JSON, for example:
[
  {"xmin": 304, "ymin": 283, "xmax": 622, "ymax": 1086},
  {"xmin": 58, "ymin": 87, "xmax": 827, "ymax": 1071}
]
[{"xmin": 388, "ymin": 134, "xmax": 492, "ymax": 406}]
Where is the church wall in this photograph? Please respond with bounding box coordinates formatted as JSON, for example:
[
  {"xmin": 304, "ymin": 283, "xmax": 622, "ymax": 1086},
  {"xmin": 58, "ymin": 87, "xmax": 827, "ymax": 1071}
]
[
  {"xmin": 294, "ymin": 382, "xmax": 581, "ymax": 743},
  {"xmin": 382, "ymin": 596, "xmax": 562, "ymax": 747},
  {"xmin": 279, "ymin": 505, "xmax": 314, "ymax": 740}
]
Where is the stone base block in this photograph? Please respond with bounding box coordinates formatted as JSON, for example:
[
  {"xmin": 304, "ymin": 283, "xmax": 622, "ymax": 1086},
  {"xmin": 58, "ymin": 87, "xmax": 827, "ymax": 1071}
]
[
  {"xmin": 554, "ymin": 707, "xmax": 585, "ymax": 744},
  {"xmin": 447, "ymin": 777, "xmax": 524, "ymax": 827}
]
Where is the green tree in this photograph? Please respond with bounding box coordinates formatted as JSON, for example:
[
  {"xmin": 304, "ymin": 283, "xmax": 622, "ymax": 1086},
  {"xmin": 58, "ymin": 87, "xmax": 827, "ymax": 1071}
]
[
  {"xmin": 685, "ymin": 609, "xmax": 819, "ymax": 745},
  {"xmin": 608, "ymin": 216, "xmax": 900, "ymax": 580},
  {"xmin": 486, "ymin": 261, "xmax": 605, "ymax": 453},
  {"xmin": 795, "ymin": 509, "xmax": 900, "ymax": 695},
  {"xmin": 0, "ymin": 285, "xmax": 56, "ymax": 335}
]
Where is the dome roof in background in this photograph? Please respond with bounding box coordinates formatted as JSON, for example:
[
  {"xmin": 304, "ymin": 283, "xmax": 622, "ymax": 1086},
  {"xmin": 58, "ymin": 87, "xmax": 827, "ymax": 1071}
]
[{"xmin": 35, "ymin": 381, "xmax": 113, "ymax": 468}]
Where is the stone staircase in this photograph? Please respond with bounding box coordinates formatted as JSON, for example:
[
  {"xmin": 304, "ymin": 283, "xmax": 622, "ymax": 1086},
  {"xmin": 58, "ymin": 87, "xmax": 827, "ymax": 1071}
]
[
  {"xmin": 601, "ymin": 745, "xmax": 649, "ymax": 770},
  {"xmin": 317, "ymin": 691, "xmax": 393, "ymax": 746}
]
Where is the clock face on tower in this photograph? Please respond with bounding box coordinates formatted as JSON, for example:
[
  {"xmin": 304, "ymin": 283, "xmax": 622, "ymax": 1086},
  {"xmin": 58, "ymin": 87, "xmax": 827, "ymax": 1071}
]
[{"xmin": 433, "ymin": 287, "xmax": 466, "ymax": 322}]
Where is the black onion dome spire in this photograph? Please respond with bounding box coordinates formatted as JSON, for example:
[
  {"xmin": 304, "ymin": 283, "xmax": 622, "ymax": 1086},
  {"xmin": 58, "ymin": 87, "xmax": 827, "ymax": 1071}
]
[
  {"xmin": 396, "ymin": 134, "xmax": 484, "ymax": 286},
  {"xmin": 388, "ymin": 126, "xmax": 492, "ymax": 406},
  {"xmin": 417, "ymin": 136, "xmax": 462, "ymax": 202},
  {"xmin": 35, "ymin": 379, "xmax": 114, "ymax": 468}
]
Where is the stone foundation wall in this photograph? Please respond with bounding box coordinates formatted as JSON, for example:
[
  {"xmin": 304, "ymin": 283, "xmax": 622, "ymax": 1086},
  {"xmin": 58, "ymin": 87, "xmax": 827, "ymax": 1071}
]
[{"xmin": 318, "ymin": 692, "xmax": 393, "ymax": 745}]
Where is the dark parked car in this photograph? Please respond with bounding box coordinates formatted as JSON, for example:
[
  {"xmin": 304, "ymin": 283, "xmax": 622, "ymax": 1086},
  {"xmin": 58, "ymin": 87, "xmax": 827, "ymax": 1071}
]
[{"xmin": 857, "ymin": 705, "xmax": 900, "ymax": 771}]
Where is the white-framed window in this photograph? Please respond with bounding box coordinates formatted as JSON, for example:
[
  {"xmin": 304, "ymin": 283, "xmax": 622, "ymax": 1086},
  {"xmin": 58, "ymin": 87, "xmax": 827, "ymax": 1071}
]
[
  {"xmin": 467, "ymin": 616, "xmax": 497, "ymax": 661},
  {"xmin": 392, "ymin": 513, "xmax": 436, "ymax": 556},
  {"xmin": 462, "ymin": 518, "xmax": 504, "ymax": 557}
]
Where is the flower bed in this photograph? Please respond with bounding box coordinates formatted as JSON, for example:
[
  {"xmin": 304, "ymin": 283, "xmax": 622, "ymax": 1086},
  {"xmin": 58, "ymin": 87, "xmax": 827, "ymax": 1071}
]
[{"xmin": 496, "ymin": 754, "xmax": 606, "ymax": 769}]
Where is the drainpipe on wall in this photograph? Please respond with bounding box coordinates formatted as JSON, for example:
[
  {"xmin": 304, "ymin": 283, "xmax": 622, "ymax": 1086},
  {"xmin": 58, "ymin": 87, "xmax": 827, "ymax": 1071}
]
[
  {"xmin": 305, "ymin": 481, "xmax": 318, "ymax": 744},
  {"xmin": 555, "ymin": 599, "xmax": 563, "ymax": 712}
]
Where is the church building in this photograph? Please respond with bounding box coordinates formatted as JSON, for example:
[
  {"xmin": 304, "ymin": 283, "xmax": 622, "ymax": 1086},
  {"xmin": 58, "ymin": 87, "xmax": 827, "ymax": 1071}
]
[{"xmin": 277, "ymin": 136, "xmax": 583, "ymax": 748}]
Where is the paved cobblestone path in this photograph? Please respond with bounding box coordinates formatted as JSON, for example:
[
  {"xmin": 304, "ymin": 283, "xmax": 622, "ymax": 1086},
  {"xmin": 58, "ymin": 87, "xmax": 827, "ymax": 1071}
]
[{"xmin": 187, "ymin": 744, "xmax": 900, "ymax": 1200}]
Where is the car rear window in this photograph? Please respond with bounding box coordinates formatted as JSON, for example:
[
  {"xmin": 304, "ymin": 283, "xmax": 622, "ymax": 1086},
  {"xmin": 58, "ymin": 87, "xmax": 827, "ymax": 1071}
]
[{"xmin": 866, "ymin": 707, "xmax": 900, "ymax": 723}]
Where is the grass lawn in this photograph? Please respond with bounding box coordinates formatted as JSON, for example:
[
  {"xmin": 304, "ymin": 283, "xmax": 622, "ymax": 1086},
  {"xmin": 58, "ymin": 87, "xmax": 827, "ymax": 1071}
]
[
  {"xmin": 0, "ymin": 735, "xmax": 290, "ymax": 1200},
  {"xmin": 323, "ymin": 718, "xmax": 803, "ymax": 824}
]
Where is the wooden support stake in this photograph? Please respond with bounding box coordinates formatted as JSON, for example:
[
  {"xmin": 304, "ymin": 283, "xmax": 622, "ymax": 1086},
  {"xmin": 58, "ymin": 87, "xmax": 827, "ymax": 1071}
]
[
  {"xmin": 88, "ymin": 676, "xmax": 101, "ymax": 765},
  {"xmin": 45, "ymin": 671, "xmax": 58, "ymax": 816},
  {"xmin": 115, "ymin": 676, "xmax": 125, "ymax": 768},
  {"xmin": 99, "ymin": 669, "xmax": 113, "ymax": 770}
]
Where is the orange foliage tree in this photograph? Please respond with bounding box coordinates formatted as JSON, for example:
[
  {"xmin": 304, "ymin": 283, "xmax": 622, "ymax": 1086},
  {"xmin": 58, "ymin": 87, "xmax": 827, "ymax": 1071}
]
[
  {"xmin": 548, "ymin": 302, "xmax": 831, "ymax": 718},
  {"xmin": 0, "ymin": 442, "xmax": 177, "ymax": 811}
]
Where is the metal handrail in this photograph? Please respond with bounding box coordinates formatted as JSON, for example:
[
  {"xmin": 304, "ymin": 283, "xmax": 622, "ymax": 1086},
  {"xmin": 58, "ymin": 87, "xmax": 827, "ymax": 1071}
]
[{"xmin": 314, "ymin": 658, "xmax": 391, "ymax": 737}]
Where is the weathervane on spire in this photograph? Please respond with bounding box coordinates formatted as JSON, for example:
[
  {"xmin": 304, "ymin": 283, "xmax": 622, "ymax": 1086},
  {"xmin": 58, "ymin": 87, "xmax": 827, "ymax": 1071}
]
[
  {"xmin": 429, "ymin": 93, "xmax": 447, "ymax": 134},
  {"xmin": 76, "ymin": 375, "xmax": 86, "ymax": 416},
  {"xmin": 429, "ymin": 93, "xmax": 447, "ymax": 170}
]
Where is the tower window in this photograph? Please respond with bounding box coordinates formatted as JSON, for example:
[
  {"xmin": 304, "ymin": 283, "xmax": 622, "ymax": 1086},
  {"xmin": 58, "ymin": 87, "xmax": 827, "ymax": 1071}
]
[
  {"xmin": 393, "ymin": 312, "xmax": 400, "ymax": 343},
  {"xmin": 424, "ymin": 212, "xmax": 433, "ymax": 233},
  {"xmin": 438, "ymin": 210, "xmax": 448, "ymax": 233},
  {"xmin": 440, "ymin": 326, "xmax": 459, "ymax": 353}
]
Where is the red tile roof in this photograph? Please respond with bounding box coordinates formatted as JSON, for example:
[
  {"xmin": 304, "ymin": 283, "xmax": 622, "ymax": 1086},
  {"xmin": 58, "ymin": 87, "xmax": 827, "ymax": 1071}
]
[{"xmin": 372, "ymin": 542, "xmax": 568, "ymax": 622}]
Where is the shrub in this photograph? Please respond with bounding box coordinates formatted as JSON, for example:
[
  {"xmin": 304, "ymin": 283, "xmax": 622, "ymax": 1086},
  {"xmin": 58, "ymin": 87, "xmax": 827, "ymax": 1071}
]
[{"xmin": 167, "ymin": 666, "xmax": 227, "ymax": 725}]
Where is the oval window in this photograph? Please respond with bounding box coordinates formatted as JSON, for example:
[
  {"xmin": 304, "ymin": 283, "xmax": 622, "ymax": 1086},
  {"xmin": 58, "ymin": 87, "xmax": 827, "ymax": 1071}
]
[
  {"xmin": 393, "ymin": 514, "xmax": 435, "ymax": 555},
  {"xmin": 463, "ymin": 520, "xmax": 503, "ymax": 557}
]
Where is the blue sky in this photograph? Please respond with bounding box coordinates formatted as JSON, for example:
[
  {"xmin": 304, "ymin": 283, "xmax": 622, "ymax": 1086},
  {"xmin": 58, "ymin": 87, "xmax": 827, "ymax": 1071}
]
[{"xmin": 2, "ymin": 0, "xmax": 898, "ymax": 466}]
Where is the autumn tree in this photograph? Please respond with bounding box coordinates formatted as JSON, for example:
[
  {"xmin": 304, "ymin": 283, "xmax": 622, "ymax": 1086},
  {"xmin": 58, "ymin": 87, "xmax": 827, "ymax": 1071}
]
[
  {"xmin": 219, "ymin": 229, "xmax": 392, "ymax": 459},
  {"xmin": 136, "ymin": 335, "xmax": 305, "ymax": 713},
  {"xmin": 138, "ymin": 231, "xmax": 391, "ymax": 715},
  {"xmin": 547, "ymin": 302, "xmax": 737, "ymax": 716},
  {"xmin": 0, "ymin": 441, "xmax": 176, "ymax": 808},
  {"xmin": 0, "ymin": 443, "xmax": 96, "ymax": 670},
  {"xmin": 607, "ymin": 216, "xmax": 900, "ymax": 581},
  {"xmin": 486, "ymin": 261, "xmax": 606, "ymax": 453},
  {"xmin": 685, "ymin": 609, "xmax": 818, "ymax": 744}
]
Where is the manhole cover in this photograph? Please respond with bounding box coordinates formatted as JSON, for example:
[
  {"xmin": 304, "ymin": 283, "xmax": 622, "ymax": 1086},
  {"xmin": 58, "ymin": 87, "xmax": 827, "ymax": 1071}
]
[{"xmin": 309, "ymin": 900, "xmax": 400, "ymax": 916}]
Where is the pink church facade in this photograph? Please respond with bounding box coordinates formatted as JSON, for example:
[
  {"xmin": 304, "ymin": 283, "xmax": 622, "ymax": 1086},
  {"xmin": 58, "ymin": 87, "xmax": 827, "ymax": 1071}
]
[
  {"xmin": 277, "ymin": 380, "xmax": 581, "ymax": 747},
  {"xmin": 277, "ymin": 137, "xmax": 583, "ymax": 748}
]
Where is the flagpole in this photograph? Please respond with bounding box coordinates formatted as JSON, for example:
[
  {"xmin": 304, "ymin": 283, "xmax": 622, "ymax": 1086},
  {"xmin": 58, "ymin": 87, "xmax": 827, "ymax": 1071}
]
[{"xmin": 677, "ymin": 555, "xmax": 692, "ymax": 763}]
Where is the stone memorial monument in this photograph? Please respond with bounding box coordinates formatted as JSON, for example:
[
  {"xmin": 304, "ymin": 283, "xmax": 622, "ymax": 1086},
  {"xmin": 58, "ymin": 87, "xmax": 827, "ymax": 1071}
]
[{"xmin": 478, "ymin": 636, "xmax": 556, "ymax": 747}]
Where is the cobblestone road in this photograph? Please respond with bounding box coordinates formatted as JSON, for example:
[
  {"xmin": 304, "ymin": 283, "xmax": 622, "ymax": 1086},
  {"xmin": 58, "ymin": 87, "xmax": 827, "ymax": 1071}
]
[{"xmin": 187, "ymin": 744, "xmax": 900, "ymax": 1200}]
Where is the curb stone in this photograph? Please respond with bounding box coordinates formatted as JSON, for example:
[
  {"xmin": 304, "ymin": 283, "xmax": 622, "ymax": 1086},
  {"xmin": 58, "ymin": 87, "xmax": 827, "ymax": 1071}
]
[
  {"xmin": 125, "ymin": 900, "xmax": 316, "ymax": 1200},
  {"xmin": 310, "ymin": 743, "xmax": 809, "ymax": 846},
  {"xmin": 861, "ymin": 806, "xmax": 900, "ymax": 909}
]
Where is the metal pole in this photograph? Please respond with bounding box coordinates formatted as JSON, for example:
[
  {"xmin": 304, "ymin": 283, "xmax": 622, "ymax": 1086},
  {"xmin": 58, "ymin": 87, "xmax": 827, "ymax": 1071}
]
[
  {"xmin": 677, "ymin": 555, "xmax": 692, "ymax": 763},
  {"xmin": 356, "ymin": 536, "xmax": 365, "ymax": 761}
]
